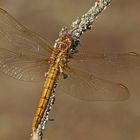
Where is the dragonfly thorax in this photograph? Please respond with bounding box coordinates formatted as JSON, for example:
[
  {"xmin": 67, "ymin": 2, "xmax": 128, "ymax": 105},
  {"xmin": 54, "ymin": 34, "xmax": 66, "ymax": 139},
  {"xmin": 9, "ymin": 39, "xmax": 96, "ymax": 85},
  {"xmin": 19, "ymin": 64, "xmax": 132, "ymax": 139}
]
[{"xmin": 49, "ymin": 34, "xmax": 79, "ymax": 74}]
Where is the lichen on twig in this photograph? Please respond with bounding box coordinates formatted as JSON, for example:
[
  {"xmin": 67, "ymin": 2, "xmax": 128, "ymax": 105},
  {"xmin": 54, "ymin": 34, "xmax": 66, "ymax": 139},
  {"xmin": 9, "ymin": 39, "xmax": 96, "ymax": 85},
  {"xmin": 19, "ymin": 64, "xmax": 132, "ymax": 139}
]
[
  {"xmin": 60, "ymin": 0, "xmax": 112, "ymax": 40},
  {"xmin": 31, "ymin": 0, "xmax": 112, "ymax": 140}
]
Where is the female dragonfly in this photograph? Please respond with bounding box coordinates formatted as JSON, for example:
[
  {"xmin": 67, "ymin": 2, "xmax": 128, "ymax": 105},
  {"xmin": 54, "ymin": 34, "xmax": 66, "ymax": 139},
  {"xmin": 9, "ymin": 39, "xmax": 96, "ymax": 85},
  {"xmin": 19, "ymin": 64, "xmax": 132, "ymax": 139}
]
[{"xmin": 0, "ymin": 8, "xmax": 139, "ymax": 133}]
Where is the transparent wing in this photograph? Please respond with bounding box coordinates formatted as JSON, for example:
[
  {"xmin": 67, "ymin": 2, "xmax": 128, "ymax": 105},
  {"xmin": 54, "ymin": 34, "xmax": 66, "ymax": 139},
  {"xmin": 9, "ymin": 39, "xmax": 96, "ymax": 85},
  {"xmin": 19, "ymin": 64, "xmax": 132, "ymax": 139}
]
[
  {"xmin": 72, "ymin": 51, "xmax": 140, "ymax": 77},
  {"xmin": 0, "ymin": 48, "xmax": 48, "ymax": 81},
  {"xmin": 0, "ymin": 8, "xmax": 51, "ymax": 56},
  {"xmin": 0, "ymin": 8, "xmax": 52, "ymax": 81},
  {"xmin": 58, "ymin": 71, "xmax": 130, "ymax": 101}
]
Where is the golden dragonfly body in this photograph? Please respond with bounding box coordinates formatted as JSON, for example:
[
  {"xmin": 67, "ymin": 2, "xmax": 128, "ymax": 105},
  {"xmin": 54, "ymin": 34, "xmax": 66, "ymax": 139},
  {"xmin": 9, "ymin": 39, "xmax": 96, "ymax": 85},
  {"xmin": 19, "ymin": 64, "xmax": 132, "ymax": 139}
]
[
  {"xmin": 0, "ymin": 8, "xmax": 138, "ymax": 135},
  {"xmin": 32, "ymin": 35, "xmax": 73, "ymax": 132},
  {"xmin": 32, "ymin": 65, "xmax": 59, "ymax": 132}
]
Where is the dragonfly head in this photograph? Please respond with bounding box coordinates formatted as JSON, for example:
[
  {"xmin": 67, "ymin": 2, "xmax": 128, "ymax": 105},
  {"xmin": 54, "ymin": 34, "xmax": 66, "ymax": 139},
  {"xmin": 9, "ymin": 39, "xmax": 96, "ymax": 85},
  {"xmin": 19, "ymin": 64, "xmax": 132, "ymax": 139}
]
[
  {"xmin": 57, "ymin": 34, "xmax": 79, "ymax": 49},
  {"xmin": 67, "ymin": 36, "xmax": 79, "ymax": 57}
]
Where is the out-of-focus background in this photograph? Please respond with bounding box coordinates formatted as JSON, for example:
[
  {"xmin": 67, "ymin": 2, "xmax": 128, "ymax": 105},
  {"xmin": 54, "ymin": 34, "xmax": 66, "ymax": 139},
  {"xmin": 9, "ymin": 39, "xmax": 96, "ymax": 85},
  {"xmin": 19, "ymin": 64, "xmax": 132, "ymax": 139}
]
[{"xmin": 0, "ymin": 0, "xmax": 140, "ymax": 140}]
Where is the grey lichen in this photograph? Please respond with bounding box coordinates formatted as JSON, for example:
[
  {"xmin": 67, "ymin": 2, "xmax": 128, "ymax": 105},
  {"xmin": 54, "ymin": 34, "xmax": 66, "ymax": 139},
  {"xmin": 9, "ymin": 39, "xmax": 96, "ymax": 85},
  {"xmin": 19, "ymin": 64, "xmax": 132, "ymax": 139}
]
[{"xmin": 60, "ymin": 0, "xmax": 112, "ymax": 40}]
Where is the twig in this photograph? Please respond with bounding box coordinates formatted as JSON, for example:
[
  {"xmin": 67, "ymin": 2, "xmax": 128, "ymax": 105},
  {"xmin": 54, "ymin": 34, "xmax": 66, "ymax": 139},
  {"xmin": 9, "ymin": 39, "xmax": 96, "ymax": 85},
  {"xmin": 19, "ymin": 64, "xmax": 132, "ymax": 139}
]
[
  {"xmin": 60, "ymin": 0, "xmax": 112, "ymax": 39},
  {"xmin": 31, "ymin": 0, "xmax": 112, "ymax": 139}
]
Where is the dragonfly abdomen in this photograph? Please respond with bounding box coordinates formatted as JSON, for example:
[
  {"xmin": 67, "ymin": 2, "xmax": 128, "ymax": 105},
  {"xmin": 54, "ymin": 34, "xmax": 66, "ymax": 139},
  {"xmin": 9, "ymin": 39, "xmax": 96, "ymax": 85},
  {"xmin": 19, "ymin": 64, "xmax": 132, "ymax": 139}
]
[{"xmin": 32, "ymin": 66, "xmax": 59, "ymax": 132}]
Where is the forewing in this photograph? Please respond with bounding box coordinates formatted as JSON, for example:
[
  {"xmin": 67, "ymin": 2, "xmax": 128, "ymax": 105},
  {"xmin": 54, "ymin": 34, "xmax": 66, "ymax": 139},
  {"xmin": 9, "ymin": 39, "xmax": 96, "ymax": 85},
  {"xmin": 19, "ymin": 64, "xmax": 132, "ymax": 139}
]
[
  {"xmin": 58, "ymin": 71, "xmax": 130, "ymax": 101},
  {"xmin": 72, "ymin": 52, "xmax": 140, "ymax": 77},
  {"xmin": 0, "ymin": 8, "xmax": 51, "ymax": 57}
]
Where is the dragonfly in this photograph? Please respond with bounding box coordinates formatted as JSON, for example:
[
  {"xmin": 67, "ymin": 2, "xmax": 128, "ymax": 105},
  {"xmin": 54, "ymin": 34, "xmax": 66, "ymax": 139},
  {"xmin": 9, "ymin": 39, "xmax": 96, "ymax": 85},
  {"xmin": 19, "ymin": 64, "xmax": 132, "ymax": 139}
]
[{"xmin": 0, "ymin": 8, "xmax": 139, "ymax": 133}]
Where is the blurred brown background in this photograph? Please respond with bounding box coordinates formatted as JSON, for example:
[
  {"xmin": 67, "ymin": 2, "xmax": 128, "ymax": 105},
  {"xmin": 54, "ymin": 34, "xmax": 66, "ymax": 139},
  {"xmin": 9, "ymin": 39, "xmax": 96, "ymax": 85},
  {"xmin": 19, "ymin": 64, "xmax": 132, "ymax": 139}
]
[{"xmin": 0, "ymin": 0, "xmax": 140, "ymax": 140}]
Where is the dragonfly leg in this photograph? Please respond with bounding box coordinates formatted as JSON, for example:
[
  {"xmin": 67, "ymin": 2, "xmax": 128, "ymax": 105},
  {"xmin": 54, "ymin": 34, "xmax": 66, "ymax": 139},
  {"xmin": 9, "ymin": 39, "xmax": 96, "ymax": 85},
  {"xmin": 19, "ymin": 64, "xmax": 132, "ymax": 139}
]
[
  {"xmin": 44, "ymin": 72, "xmax": 49, "ymax": 78},
  {"xmin": 59, "ymin": 66, "xmax": 68, "ymax": 79},
  {"xmin": 48, "ymin": 118, "xmax": 55, "ymax": 121},
  {"xmin": 62, "ymin": 73, "xmax": 68, "ymax": 79}
]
